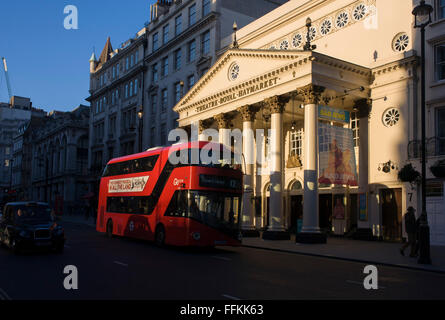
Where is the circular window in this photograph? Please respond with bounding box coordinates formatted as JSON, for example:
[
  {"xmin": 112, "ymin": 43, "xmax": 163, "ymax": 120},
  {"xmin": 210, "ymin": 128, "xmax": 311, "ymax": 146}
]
[
  {"xmin": 292, "ymin": 33, "xmax": 303, "ymax": 48},
  {"xmin": 228, "ymin": 62, "xmax": 239, "ymax": 81},
  {"xmin": 382, "ymin": 108, "xmax": 400, "ymax": 127},
  {"xmin": 392, "ymin": 33, "xmax": 409, "ymax": 52},
  {"xmin": 280, "ymin": 39, "xmax": 289, "ymax": 50},
  {"xmin": 353, "ymin": 3, "xmax": 367, "ymax": 21},
  {"xmin": 336, "ymin": 11, "xmax": 350, "ymax": 28},
  {"xmin": 320, "ymin": 19, "xmax": 333, "ymax": 35},
  {"xmin": 308, "ymin": 26, "xmax": 317, "ymax": 41}
]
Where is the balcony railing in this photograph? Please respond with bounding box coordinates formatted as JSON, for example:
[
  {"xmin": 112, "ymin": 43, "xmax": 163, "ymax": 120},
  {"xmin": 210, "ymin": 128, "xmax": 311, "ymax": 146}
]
[{"xmin": 408, "ymin": 137, "xmax": 445, "ymax": 159}]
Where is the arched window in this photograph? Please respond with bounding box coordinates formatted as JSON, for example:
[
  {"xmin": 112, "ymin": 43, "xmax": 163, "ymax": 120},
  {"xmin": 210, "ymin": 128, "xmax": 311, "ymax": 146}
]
[{"xmin": 290, "ymin": 180, "xmax": 302, "ymax": 191}]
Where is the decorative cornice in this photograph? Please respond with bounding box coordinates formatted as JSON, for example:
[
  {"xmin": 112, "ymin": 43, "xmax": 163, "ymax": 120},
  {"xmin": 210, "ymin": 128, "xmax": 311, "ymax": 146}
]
[
  {"xmin": 297, "ymin": 84, "xmax": 325, "ymax": 105},
  {"xmin": 237, "ymin": 105, "xmax": 257, "ymax": 122},
  {"xmin": 371, "ymin": 54, "xmax": 419, "ymax": 76}
]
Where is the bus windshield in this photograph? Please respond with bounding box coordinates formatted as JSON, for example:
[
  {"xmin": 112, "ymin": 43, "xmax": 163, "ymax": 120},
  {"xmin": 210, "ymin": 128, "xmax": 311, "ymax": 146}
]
[{"xmin": 188, "ymin": 191, "xmax": 241, "ymax": 233}]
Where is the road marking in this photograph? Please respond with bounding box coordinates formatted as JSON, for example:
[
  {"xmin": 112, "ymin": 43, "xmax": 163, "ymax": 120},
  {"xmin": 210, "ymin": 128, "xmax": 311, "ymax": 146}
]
[
  {"xmin": 222, "ymin": 294, "xmax": 241, "ymax": 300},
  {"xmin": 113, "ymin": 261, "xmax": 128, "ymax": 267},
  {"xmin": 0, "ymin": 288, "xmax": 11, "ymax": 300},
  {"xmin": 346, "ymin": 280, "xmax": 386, "ymax": 289},
  {"xmin": 211, "ymin": 256, "xmax": 231, "ymax": 261}
]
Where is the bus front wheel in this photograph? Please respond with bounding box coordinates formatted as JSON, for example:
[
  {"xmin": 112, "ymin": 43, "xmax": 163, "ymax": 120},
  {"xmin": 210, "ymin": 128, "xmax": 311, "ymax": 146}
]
[
  {"xmin": 106, "ymin": 220, "xmax": 113, "ymax": 238},
  {"xmin": 155, "ymin": 225, "xmax": 165, "ymax": 247}
]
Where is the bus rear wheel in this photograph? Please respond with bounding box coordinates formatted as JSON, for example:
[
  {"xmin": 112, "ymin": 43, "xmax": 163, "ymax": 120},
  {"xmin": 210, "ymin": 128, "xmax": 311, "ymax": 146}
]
[
  {"xmin": 155, "ymin": 225, "xmax": 165, "ymax": 247},
  {"xmin": 106, "ymin": 220, "xmax": 113, "ymax": 238}
]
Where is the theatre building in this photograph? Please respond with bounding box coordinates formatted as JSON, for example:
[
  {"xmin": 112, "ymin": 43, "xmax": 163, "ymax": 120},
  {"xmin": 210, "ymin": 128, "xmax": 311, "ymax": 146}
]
[{"xmin": 173, "ymin": 0, "xmax": 445, "ymax": 244}]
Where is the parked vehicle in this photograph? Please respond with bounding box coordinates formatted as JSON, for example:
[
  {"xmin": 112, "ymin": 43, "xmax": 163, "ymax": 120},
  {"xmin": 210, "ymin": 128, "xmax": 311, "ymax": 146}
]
[{"xmin": 0, "ymin": 202, "xmax": 65, "ymax": 253}]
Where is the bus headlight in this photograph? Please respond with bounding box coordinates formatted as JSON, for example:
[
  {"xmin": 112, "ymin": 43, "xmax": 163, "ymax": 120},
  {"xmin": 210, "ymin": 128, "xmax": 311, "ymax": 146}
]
[{"xmin": 192, "ymin": 232, "xmax": 201, "ymax": 241}]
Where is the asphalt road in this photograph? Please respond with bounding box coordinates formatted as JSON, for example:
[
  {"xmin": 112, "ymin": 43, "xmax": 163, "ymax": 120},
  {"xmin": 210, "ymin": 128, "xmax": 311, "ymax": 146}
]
[{"xmin": 0, "ymin": 221, "xmax": 444, "ymax": 300}]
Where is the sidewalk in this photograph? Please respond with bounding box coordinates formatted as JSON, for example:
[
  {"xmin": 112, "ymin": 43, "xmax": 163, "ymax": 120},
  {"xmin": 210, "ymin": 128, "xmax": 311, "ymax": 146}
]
[{"xmin": 242, "ymin": 234, "xmax": 445, "ymax": 273}]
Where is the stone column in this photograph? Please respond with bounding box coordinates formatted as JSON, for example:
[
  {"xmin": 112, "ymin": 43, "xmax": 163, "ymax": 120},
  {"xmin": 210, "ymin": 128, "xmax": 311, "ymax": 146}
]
[
  {"xmin": 296, "ymin": 84, "xmax": 327, "ymax": 243},
  {"xmin": 355, "ymin": 98, "xmax": 372, "ymax": 235},
  {"xmin": 237, "ymin": 105, "xmax": 260, "ymax": 237},
  {"xmin": 214, "ymin": 113, "xmax": 231, "ymax": 148},
  {"xmin": 262, "ymin": 96, "xmax": 290, "ymax": 240}
]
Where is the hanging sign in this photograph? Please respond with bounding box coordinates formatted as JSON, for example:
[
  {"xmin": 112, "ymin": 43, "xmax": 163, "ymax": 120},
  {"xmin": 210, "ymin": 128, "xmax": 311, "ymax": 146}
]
[{"xmin": 318, "ymin": 105, "xmax": 350, "ymax": 124}]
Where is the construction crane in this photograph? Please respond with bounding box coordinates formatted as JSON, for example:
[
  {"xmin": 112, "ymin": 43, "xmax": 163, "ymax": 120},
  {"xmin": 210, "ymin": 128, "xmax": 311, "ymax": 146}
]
[{"xmin": 2, "ymin": 57, "xmax": 12, "ymax": 100}]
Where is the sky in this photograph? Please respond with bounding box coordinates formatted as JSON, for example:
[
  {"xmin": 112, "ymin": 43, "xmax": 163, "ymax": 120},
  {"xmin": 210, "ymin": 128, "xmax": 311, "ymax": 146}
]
[{"xmin": 0, "ymin": 0, "xmax": 156, "ymax": 112}]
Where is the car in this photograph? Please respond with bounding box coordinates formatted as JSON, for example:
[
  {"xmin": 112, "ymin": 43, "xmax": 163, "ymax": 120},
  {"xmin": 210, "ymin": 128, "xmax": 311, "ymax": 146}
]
[{"xmin": 0, "ymin": 202, "xmax": 65, "ymax": 254}]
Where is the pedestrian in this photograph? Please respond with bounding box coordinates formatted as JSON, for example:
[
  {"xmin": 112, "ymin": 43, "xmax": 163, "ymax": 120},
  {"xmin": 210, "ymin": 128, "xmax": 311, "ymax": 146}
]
[{"xmin": 400, "ymin": 206, "xmax": 417, "ymax": 257}]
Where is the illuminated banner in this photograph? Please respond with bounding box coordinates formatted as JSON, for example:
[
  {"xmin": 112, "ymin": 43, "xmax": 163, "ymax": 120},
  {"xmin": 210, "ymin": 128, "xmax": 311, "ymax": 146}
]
[
  {"xmin": 318, "ymin": 105, "xmax": 350, "ymax": 124},
  {"xmin": 318, "ymin": 123, "xmax": 358, "ymax": 186},
  {"xmin": 108, "ymin": 176, "xmax": 149, "ymax": 193}
]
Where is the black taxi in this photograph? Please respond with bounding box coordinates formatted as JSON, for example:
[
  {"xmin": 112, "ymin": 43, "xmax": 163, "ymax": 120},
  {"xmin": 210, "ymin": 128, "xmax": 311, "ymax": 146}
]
[{"xmin": 0, "ymin": 202, "xmax": 65, "ymax": 253}]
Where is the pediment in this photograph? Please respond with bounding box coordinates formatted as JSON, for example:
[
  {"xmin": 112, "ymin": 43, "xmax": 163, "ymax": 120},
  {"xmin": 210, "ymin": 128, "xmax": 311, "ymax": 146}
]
[{"xmin": 174, "ymin": 49, "xmax": 312, "ymax": 112}]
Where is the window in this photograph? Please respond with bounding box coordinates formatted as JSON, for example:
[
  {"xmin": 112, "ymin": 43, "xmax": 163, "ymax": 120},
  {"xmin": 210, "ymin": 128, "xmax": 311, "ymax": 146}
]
[
  {"xmin": 107, "ymin": 196, "xmax": 155, "ymax": 215},
  {"xmin": 134, "ymin": 79, "xmax": 138, "ymax": 95},
  {"xmin": 161, "ymin": 88, "xmax": 168, "ymax": 112},
  {"xmin": 103, "ymin": 155, "xmax": 159, "ymax": 177},
  {"xmin": 203, "ymin": 0, "xmax": 211, "ymax": 16},
  {"xmin": 151, "ymin": 127, "xmax": 156, "ymax": 146},
  {"xmin": 135, "ymin": 51, "xmax": 139, "ymax": 64},
  {"xmin": 109, "ymin": 116, "xmax": 116, "ymax": 136},
  {"xmin": 188, "ymin": 39, "xmax": 196, "ymax": 62},
  {"xmin": 161, "ymin": 123, "xmax": 167, "ymax": 145},
  {"xmin": 163, "ymin": 24, "xmax": 169, "ymax": 44},
  {"xmin": 161, "ymin": 56, "xmax": 169, "ymax": 77},
  {"xmin": 187, "ymin": 74, "xmax": 195, "ymax": 90},
  {"xmin": 189, "ymin": 3, "xmax": 196, "ymax": 26},
  {"xmin": 112, "ymin": 65, "xmax": 116, "ymax": 79},
  {"xmin": 130, "ymin": 81, "xmax": 133, "ymax": 97},
  {"xmin": 152, "ymin": 63, "xmax": 158, "ymax": 83},
  {"xmin": 130, "ymin": 54, "xmax": 134, "ymax": 67},
  {"xmin": 437, "ymin": 108, "xmax": 445, "ymax": 155},
  {"xmin": 116, "ymin": 63, "xmax": 120, "ymax": 77},
  {"xmin": 125, "ymin": 84, "xmax": 129, "ymax": 98},
  {"xmin": 290, "ymin": 128, "xmax": 304, "ymax": 158},
  {"xmin": 435, "ymin": 43, "xmax": 445, "ymax": 81},
  {"xmin": 111, "ymin": 91, "xmax": 115, "ymax": 105},
  {"xmin": 126, "ymin": 57, "xmax": 129, "ymax": 70},
  {"xmin": 350, "ymin": 112, "xmax": 360, "ymax": 147},
  {"xmin": 152, "ymin": 32, "xmax": 159, "ymax": 52},
  {"xmin": 201, "ymin": 30, "xmax": 210, "ymax": 55},
  {"xmin": 175, "ymin": 15, "xmax": 182, "ymax": 36},
  {"xmin": 174, "ymin": 82, "xmax": 181, "ymax": 103},
  {"xmin": 174, "ymin": 49, "xmax": 181, "ymax": 70},
  {"xmin": 151, "ymin": 94, "xmax": 157, "ymax": 114},
  {"xmin": 438, "ymin": 0, "xmax": 445, "ymax": 20}
]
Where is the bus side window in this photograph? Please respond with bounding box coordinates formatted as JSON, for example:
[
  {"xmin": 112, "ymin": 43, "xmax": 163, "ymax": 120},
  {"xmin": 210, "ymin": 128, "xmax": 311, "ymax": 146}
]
[{"xmin": 178, "ymin": 191, "xmax": 188, "ymax": 217}]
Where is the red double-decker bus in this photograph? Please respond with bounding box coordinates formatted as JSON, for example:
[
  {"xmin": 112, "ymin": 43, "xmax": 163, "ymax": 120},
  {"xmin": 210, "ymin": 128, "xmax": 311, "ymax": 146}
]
[{"xmin": 96, "ymin": 141, "xmax": 243, "ymax": 247}]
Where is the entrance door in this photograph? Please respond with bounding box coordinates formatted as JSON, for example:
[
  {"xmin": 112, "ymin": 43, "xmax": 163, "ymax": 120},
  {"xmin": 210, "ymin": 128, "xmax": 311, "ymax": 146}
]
[
  {"xmin": 319, "ymin": 194, "xmax": 332, "ymax": 232},
  {"xmin": 381, "ymin": 188, "xmax": 402, "ymax": 241},
  {"xmin": 265, "ymin": 197, "xmax": 270, "ymax": 228},
  {"xmin": 349, "ymin": 194, "xmax": 358, "ymax": 231},
  {"xmin": 289, "ymin": 195, "xmax": 303, "ymax": 233}
]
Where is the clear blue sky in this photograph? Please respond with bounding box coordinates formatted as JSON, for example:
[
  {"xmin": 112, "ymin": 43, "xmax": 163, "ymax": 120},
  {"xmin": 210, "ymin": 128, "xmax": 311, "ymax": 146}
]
[{"xmin": 0, "ymin": 0, "xmax": 156, "ymax": 112}]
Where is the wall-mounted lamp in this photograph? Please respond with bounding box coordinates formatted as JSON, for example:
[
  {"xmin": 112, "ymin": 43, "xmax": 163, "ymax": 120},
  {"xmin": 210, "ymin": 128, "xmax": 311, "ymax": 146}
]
[{"xmin": 378, "ymin": 160, "xmax": 398, "ymax": 173}]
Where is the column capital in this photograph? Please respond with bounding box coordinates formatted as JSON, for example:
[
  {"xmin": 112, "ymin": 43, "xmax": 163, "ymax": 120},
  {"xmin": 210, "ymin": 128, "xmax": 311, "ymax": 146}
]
[
  {"xmin": 197, "ymin": 119, "xmax": 213, "ymax": 134},
  {"xmin": 354, "ymin": 98, "xmax": 372, "ymax": 118},
  {"xmin": 237, "ymin": 105, "xmax": 257, "ymax": 122},
  {"xmin": 213, "ymin": 113, "xmax": 231, "ymax": 129},
  {"xmin": 297, "ymin": 84, "xmax": 325, "ymax": 105},
  {"xmin": 263, "ymin": 96, "xmax": 289, "ymax": 114}
]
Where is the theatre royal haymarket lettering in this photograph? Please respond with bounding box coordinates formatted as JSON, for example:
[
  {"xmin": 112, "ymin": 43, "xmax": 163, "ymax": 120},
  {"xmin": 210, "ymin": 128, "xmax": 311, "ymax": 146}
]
[{"xmin": 195, "ymin": 77, "xmax": 279, "ymax": 113}]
